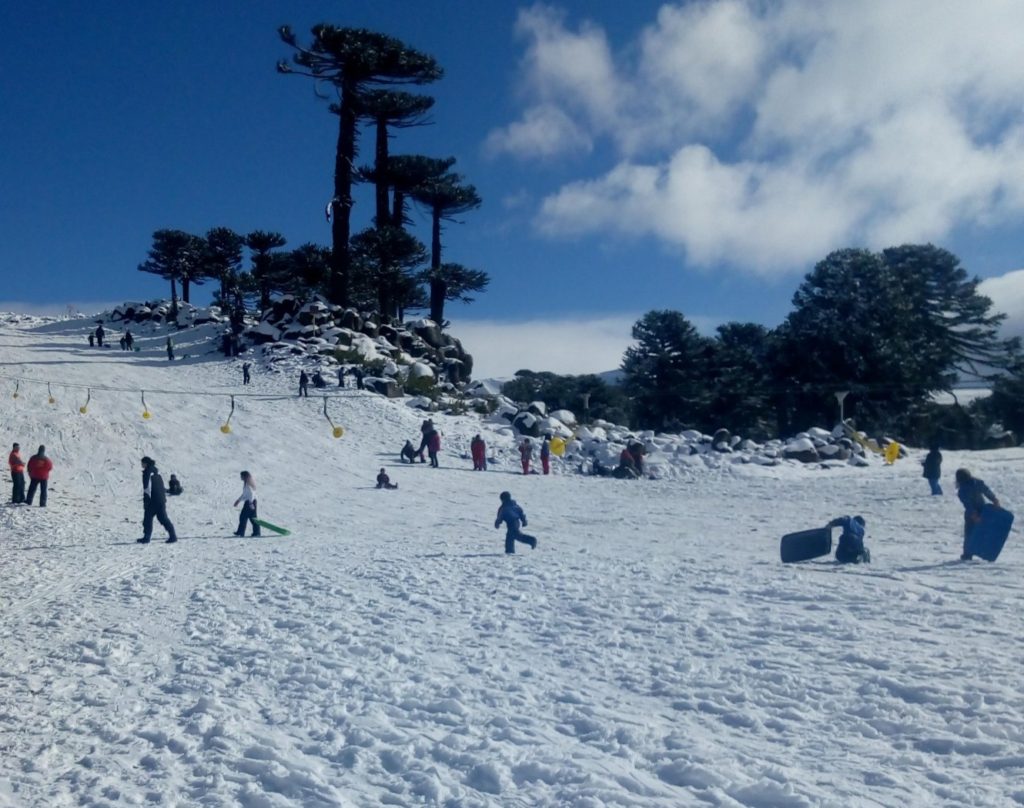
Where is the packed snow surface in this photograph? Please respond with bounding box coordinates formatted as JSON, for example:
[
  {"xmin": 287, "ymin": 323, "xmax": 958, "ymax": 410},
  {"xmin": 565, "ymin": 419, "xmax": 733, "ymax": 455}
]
[{"xmin": 1, "ymin": 315, "xmax": 1022, "ymax": 807}]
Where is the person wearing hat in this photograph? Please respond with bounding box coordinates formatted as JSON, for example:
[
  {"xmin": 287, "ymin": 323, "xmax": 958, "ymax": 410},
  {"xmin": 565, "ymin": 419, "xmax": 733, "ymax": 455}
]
[
  {"xmin": 25, "ymin": 446, "xmax": 53, "ymax": 507},
  {"xmin": 829, "ymin": 515, "xmax": 869, "ymax": 563},
  {"xmin": 8, "ymin": 442, "xmax": 25, "ymax": 504},
  {"xmin": 138, "ymin": 456, "xmax": 177, "ymax": 544},
  {"xmin": 494, "ymin": 491, "xmax": 537, "ymax": 554}
]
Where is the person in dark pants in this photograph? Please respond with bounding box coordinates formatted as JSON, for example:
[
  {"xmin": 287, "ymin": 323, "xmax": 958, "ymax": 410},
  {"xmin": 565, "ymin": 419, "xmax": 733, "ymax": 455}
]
[
  {"xmin": 376, "ymin": 468, "xmax": 398, "ymax": 489},
  {"xmin": 312, "ymin": 371, "xmax": 327, "ymax": 388},
  {"xmin": 540, "ymin": 435, "xmax": 551, "ymax": 475},
  {"xmin": 829, "ymin": 515, "xmax": 870, "ymax": 563},
  {"xmin": 427, "ymin": 428, "xmax": 441, "ymax": 468},
  {"xmin": 233, "ymin": 470, "xmax": 260, "ymax": 537},
  {"xmin": 166, "ymin": 337, "xmax": 175, "ymax": 360},
  {"xmin": 416, "ymin": 419, "xmax": 433, "ymax": 462},
  {"xmin": 299, "ymin": 371, "xmax": 309, "ymax": 397},
  {"xmin": 8, "ymin": 442, "xmax": 25, "ymax": 504},
  {"xmin": 95, "ymin": 324, "xmax": 104, "ymax": 347},
  {"xmin": 25, "ymin": 446, "xmax": 53, "ymax": 507},
  {"xmin": 400, "ymin": 440, "xmax": 417, "ymax": 463},
  {"xmin": 337, "ymin": 367, "xmax": 346, "ymax": 387},
  {"xmin": 495, "ymin": 491, "xmax": 537, "ymax": 554},
  {"xmin": 125, "ymin": 330, "xmax": 134, "ymax": 351},
  {"xmin": 138, "ymin": 456, "xmax": 177, "ymax": 543},
  {"xmin": 922, "ymin": 444, "xmax": 942, "ymax": 495},
  {"xmin": 955, "ymin": 468, "xmax": 1001, "ymax": 560},
  {"xmin": 242, "ymin": 362, "xmax": 251, "ymax": 385},
  {"xmin": 352, "ymin": 367, "xmax": 365, "ymax": 390},
  {"xmin": 88, "ymin": 333, "xmax": 95, "ymax": 347}
]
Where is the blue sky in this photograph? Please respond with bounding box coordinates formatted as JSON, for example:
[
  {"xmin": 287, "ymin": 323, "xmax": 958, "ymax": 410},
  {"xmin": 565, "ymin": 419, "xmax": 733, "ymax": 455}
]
[{"xmin": 3, "ymin": 1, "xmax": 1024, "ymax": 377}]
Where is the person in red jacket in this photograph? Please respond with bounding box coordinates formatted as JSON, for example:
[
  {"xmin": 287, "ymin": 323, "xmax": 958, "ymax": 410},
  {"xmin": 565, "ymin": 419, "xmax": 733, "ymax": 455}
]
[
  {"xmin": 26, "ymin": 445, "xmax": 53, "ymax": 507},
  {"xmin": 8, "ymin": 442, "xmax": 25, "ymax": 504},
  {"xmin": 427, "ymin": 428, "xmax": 442, "ymax": 468},
  {"xmin": 470, "ymin": 434, "xmax": 487, "ymax": 471},
  {"xmin": 519, "ymin": 438, "xmax": 532, "ymax": 475}
]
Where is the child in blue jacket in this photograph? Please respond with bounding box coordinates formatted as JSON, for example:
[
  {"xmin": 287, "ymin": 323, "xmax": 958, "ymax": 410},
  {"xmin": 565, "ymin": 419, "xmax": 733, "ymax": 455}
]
[
  {"xmin": 829, "ymin": 515, "xmax": 870, "ymax": 563},
  {"xmin": 495, "ymin": 491, "xmax": 537, "ymax": 554}
]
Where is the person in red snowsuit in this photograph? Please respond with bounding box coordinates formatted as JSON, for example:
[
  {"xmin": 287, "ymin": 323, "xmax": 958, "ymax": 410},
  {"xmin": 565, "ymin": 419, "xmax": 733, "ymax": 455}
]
[
  {"xmin": 26, "ymin": 445, "xmax": 53, "ymax": 507},
  {"xmin": 519, "ymin": 438, "xmax": 532, "ymax": 475},
  {"xmin": 471, "ymin": 434, "xmax": 487, "ymax": 471},
  {"xmin": 427, "ymin": 429, "xmax": 441, "ymax": 468}
]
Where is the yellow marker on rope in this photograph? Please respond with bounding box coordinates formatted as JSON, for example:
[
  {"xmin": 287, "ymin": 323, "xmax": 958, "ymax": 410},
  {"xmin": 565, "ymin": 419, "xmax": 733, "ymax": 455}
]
[
  {"xmin": 12, "ymin": 380, "xmax": 19, "ymax": 399},
  {"xmin": 323, "ymin": 396, "xmax": 344, "ymax": 438},
  {"xmin": 141, "ymin": 391, "xmax": 151, "ymax": 420},
  {"xmin": 884, "ymin": 441, "xmax": 901, "ymax": 465},
  {"xmin": 47, "ymin": 383, "xmax": 56, "ymax": 405},
  {"xmin": 79, "ymin": 388, "xmax": 91, "ymax": 414},
  {"xmin": 221, "ymin": 396, "xmax": 235, "ymax": 434}
]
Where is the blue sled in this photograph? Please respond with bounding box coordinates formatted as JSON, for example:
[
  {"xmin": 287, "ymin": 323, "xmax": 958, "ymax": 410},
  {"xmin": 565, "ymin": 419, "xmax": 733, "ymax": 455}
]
[{"xmin": 967, "ymin": 505, "xmax": 1014, "ymax": 562}]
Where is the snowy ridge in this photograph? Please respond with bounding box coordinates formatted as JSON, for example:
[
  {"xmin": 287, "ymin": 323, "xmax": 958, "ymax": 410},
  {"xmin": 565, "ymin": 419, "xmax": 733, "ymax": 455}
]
[{"xmin": 1, "ymin": 316, "xmax": 1023, "ymax": 807}]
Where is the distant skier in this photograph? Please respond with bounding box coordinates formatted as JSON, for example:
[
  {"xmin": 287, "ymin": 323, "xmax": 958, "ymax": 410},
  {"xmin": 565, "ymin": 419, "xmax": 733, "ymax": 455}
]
[
  {"xmin": 922, "ymin": 444, "xmax": 942, "ymax": 496},
  {"xmin": 495, "ymin": 491, "xmax": 537, "ymax": 554},
  {"xmin": 167, "ymin": 474, "xmax": 183, "ymax": 496},
  {"xmin": 337, "ymin": 367, "xmax": 346, "ymax": 387},
  {"xmin": 298, "ymin": 370, "xmax": 309, "ymax": 397},
  {"xmin": 955, "ymin": 468, "xmax": 1001, "ymax": 560},
  {"xmin": 119, "ymin": 334, "xmax": 127, "ymax": 350},
  {"xmin": 165, "ymin": 336, "xmax": 175, "ymax": 361},
  {"xmin": 242, "ymin": 362, "xmax": 251, "ymax": 385},
  {"xmin": 519, "ymin": 438, "xmax": 532, "ymax": 475},
  {"xmin": 95, "ymin": 324, "xmax": 104, "ymax": 347},
  {"xmin": 471, "ymin": 434, "xmax": 487, "ymax": 471},
  {"xmin": 351, "ymin": 366, "xmax": 365, "ymax": 390},
  {"xmin": 828, "ymin": 515, "xmax": 870, "ymax": 563},
  {"xmin": 125, "ymin": 330, "xmax": 134, "ymax": 351},
  {"xmin": 25, "ymin": 445, "xmax": 53, "ymax": 508},
  {"xmin": 540, "ymin": 435, "xmax": 552, "ymax": 475},
  {"xmin": 88, "ymin": 333, "xmax": 95, "ymax": 347},
  {"xmin": 376, "ymin": 468, "xmax": 398, "ymax": 489},
  {"xmin": 233, "ymin": 470, "xmax": 260, "ymax": 537},
  {"xmin": 138, "ymin": 456, "xmax": 177, "ymax": 544},
  {"xmin": 8, "ymin": 442, "xmax": 25, "ymax": 504},
  {"xmin": 400, "ymin": 440, "xmax": 417, "ymax": 464}
]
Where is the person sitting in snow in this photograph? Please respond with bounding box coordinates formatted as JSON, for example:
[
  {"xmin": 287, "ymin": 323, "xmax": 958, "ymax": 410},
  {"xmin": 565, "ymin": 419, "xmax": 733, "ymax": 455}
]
[
  {"xmin": 829, "ymin": 515, "xmax": 870, "ymax": 563},
  {"xmin": 167, "ymin": 474, "xmax": 183, "ymax": 496},
  {"xmin": 615, "ymin": 446, "xmax": 639, "ymax": 479},
  {"xmin": 495, "ymin": 491, "xmax": 537, "ymax": 554},
  {"xmin": 400, "ymin": 440, "xmax": 417, "ymax": 464},
  {"xmin": 376, "ymin": 468, "xmax": 398, "ymax": 489},
  {"xmin": 312, "ymin": 371, "xmax": 327, "ymax": 389}
]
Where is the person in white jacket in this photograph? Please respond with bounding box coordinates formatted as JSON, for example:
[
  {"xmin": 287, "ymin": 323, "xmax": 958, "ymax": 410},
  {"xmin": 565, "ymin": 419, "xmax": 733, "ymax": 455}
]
[{"xmin": 233, "ymin": 470, "xmax": 261, "ymax": 537}]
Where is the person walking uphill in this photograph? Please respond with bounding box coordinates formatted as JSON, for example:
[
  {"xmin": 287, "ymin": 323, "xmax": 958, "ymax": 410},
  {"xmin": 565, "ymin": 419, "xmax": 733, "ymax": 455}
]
[
  {"xmin": 233, "ymin": 471, "xmax": 260, "ymax": 537},
  {"xmin": 955, "ymin": 468, "xmax": 1001, "ymax": 560},
  {"xmin": 298, "ymin": 370, "xmax": 309, "ymax": 397},
  {"xmin": 495, "ymin": 491, "xmax": 537, "ymax": 554},
  {"xmin": 25, "ymin": 446, "xmax": 53, "ymax": 507},
  {"xmin": 922, "ymin": 444, "xmax": 942, "ymax": 496},
  {"xmin": 8, "ymin": 442, "xmax": 25, "ymax": 504},
  {"xmin": 138, "ymin": 456, "xmax": 177, "ymax": 543}
]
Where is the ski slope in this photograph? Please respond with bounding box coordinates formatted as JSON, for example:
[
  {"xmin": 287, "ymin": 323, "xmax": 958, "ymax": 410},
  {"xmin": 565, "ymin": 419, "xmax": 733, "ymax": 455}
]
[{"xmin": 1, "ymin": 315, "xmax": 1022, "ymax": 807}]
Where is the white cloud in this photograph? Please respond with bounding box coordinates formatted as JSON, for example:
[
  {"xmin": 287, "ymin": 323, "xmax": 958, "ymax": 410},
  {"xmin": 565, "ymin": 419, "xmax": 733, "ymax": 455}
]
[
  {"xmin": 979, "ymin": 269, "xmax": 1024, "ymax": 340},
  {"xmin": 448, "ymin": 315, "xmax": 638, "ymax": 378},
  {"xmin": 484, "ymin": 104, "xmax": 592, "ymax": 159},
  {"xmin": 494, "ymin": 1, "xmax": 1024, "ymax": 275}
]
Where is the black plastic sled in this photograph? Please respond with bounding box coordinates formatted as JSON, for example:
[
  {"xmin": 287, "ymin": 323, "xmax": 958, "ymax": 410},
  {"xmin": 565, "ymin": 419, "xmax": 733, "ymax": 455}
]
[{"xmin": 780, "ymin": 526, "xmax": 832, "ymax": 563}]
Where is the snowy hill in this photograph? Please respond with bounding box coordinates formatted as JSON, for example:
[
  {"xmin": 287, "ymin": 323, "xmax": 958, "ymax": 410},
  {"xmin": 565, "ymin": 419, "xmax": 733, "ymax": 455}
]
[{"xmin": 1, "ymin": 314, "xmax": 1023, "ymax": 807}]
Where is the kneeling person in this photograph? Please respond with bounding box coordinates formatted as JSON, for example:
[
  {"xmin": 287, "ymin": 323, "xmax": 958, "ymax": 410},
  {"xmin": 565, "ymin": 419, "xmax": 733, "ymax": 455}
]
[{"xmin": 829, "ymin": 515, "xmax": 869, "ymax": 563}]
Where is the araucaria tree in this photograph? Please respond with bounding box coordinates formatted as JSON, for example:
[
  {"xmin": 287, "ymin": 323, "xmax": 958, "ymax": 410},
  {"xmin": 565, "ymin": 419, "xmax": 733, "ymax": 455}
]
[
  {"xmin": 245, "ymin": 231, "xmax": 288, "ymax": 310},
  {"xmin": 410, "ymin": 170, "xmax": 485, "ymax": 325},
  {"xmin": 277, "ymin": 25, "xmax": 442, "ymax": 308},
  {"xmin": 621, "ymin": 310, "xmax": 716, "ymax": 430},
  {"xmin": 138, "ymin": 229, "xmax": 204, "ymax": 316}
]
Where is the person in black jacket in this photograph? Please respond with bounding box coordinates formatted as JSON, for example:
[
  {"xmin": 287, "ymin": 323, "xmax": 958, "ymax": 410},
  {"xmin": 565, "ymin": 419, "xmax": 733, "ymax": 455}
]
[
  {"xmin": 138, "ymin": 456, "xmax": 178, "ymax": 544},
  {"xmin": 298, "ymin": 370, "xmax": 309, "ymax": 397},
  {"xmin": 922, "ymin": 444, "xmax": 942, "ymax": 496}
]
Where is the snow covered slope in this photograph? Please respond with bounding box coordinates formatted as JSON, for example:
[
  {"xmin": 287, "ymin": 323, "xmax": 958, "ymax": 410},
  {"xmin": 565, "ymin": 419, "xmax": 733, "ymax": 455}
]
[{"xmin": 1, "ymin": 316, "xmax": 1022, "ymax": 807}]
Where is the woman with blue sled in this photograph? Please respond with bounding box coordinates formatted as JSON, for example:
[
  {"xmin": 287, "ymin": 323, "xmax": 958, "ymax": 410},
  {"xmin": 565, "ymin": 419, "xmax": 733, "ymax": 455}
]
[
  {"xmin": 495, "ymin": 491, "xmax": 537, "ymax": 554},
  {"xmin": 955, "ymin": 468, "xmax": 1001, "ymax": 560},
  {"xmin": 828, "ymin": 515, "xmax": 870, "ymax": 563}
]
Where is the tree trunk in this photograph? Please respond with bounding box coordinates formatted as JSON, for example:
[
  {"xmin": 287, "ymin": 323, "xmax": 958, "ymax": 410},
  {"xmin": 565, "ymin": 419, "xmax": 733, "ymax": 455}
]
[
  {"xmin": 429, "ymin": 208, "xmax": 445, "ymax": 325},
  {"xmin": 260, "ymin": 282, "xmax": 271, "ymax": 311},
  {"xmin": 374, "ymin": 117, "xmax": 390, "ymax": 227},
  {"xmin": 392, "ymin": 190, "xmax": 405, "ymax": 227},
  {"xmin": 182, "ymin": 278, "xmax": 191, "ymax": 304},
  {"xmin": 329, "ymin": 80, "xmax": 357, "ymax": 308},
  {"xmin": 170, "ymin": 278, "xmax": 179, "ymax": 318}
]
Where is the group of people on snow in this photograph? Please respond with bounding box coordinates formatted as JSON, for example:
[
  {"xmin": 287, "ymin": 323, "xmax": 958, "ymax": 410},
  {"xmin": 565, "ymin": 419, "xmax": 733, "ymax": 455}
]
[{"xmin": 6, "ymin": 443, "xmax": 51, "ymax": 507}]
